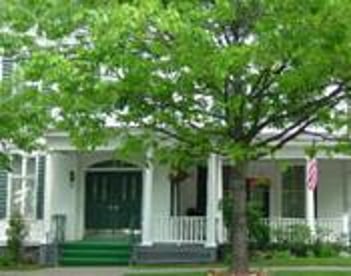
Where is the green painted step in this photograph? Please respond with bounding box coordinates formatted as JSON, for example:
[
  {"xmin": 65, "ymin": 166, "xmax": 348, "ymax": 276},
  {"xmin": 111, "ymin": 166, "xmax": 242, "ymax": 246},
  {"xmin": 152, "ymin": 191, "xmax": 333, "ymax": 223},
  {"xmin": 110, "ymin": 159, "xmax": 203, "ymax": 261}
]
[
  {"xmin": 60, "ymin": 257, "xmax": 130, "ymax": 266},
  {"xmin": 59, "ymin": 240, "xmax": 132, "ymax": 266},
  {"xmin": 62, "ymin": 249, "xmax": 131, "ymax": 258}
]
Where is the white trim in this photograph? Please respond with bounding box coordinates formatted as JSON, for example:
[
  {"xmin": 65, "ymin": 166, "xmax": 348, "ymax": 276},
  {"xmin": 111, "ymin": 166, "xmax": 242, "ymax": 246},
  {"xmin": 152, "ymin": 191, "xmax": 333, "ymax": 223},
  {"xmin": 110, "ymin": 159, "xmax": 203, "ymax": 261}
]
[
  {"xmin": 141, "ymin": 149, "xmax": 154, "ymax": 246},
  {"xmin": 34, "ymin": 155, "xmax": 39, "ymax": 220},
  {"xmin": 85, "ymin": 167, "xmax": 142, "ymax": 173},
  {"xmin": 21, "ymin": 156, "xmax": 27, "ymax": 215},
  {"xmin": 206, "ymin": 154, "xmax": 217, "ymax": 248}
]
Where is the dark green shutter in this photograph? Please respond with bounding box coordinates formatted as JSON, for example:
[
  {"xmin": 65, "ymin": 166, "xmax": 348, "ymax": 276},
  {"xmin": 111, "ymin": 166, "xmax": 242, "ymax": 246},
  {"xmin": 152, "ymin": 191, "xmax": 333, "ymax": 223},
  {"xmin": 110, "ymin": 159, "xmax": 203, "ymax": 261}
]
[
  {"xmin": 2, "ymin": 57, "xmax": 13, "ymax": 82},
  {"xmin": 0, "ymin": 170, "xmax": 8, "ymax": 219},
  {"xmin": 36, "ymin": 156, "xmax": 46, "ymax": 219}
]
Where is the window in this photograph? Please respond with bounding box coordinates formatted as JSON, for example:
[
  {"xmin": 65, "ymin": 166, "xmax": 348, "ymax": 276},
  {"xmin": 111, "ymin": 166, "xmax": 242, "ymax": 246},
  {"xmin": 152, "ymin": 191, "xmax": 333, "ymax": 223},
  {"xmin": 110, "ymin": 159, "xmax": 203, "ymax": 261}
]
[
  {"xmin": 282, "ymin": 166, "xmax": 305, "ymax": 218},
  {"xmin": 9, "ymin": 154, "xmax": 38, "ymax": 219}
]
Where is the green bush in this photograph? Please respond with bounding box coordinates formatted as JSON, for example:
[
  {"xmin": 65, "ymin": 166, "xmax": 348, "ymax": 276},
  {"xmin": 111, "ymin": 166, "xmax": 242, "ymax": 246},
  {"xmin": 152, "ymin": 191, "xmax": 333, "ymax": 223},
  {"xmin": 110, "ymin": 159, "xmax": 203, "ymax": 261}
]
[
  {"xmin": 6, "ymin": 211, "xmax": 28, "ymax": 265},
  {"xmin": 271, "ymin": 224, "xmax": 312, "ymax": 257},
  {"xmin": 0, "ymin": 255, "xmax": 12, "ymax": 267},
  {"xmin": 312, "ymin": 242, "xmax": 339, "ymax": 258}
]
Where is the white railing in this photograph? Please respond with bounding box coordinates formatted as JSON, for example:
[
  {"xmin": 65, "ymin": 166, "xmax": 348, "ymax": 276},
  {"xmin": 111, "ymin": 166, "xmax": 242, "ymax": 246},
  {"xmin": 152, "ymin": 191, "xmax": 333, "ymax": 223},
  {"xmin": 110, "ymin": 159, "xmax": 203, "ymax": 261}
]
[
  {"xmin": 152, "ymin": 216, "xmax": 206, "ymax": 244},
  {"xmin": 220, "ymin": 217, "xmax": 347, "ymax": 243},
  {"xmin": 264, "ymin": 217, "xmax": 346, "ymax": 242},
  {"xmin": 0, "ymin": 219, "xmax": 46, "ymax": 245},
  {"xmin": 316, "ymin": 217, "xmax": 345, "ymax": 242},
  {"xmin": 264, "ymin": 217, "xmax": 308, "ymax": 231}
]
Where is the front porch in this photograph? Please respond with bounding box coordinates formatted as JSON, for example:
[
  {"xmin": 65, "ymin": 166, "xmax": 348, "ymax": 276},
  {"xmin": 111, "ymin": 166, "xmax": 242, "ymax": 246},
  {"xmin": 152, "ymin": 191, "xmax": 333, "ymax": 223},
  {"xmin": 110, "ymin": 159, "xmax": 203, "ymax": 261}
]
[
  {"xmin": 1, "ymin": 143, "xmax": 351, "ymax": 264},
  {"xmin": 44, "ymin": 150, "xmax": 351, "ymax": 263}
]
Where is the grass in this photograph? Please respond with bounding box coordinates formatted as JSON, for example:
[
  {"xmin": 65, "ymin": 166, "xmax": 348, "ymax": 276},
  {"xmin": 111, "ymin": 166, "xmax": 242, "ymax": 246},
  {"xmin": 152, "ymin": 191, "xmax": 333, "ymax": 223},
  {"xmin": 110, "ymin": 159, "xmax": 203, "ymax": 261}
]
[
  {"xmin": 0, "ymin": 264, "xmax": 42, "ymax": 271},
  {"xmin": 273, "ymin": 272, "xmax": 351, "ymax": 276},
  {"xmin": 252, "ymin": 257, "xmax": 351, "ymax": 266},
  {"xmin": 133, "ymin": 257, "xmax": 351, "ymax": 269},
  {"xmin": 126, "ymin": 272, "xmax": 351, "ymax": 276}
]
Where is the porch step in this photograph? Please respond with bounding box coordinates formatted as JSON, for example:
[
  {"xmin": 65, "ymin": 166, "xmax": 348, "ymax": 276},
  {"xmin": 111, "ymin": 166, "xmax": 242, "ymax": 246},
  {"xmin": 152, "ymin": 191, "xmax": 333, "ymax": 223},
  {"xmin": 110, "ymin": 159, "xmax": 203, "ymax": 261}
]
[{"xmin": 59, "ymin": 241, "xmax": 132, "ymax": 266}]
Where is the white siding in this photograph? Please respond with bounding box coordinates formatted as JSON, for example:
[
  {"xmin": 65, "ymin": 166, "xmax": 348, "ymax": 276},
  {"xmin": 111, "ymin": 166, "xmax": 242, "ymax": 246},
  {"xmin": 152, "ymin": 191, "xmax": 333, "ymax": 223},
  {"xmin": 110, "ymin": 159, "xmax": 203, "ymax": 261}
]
[
  {"xmin": 48, "ymin": 152, "xmax": 78, "ymax": 241},
  {"xmin": 152, "ymin": 165, "xmax": 171, "ymax": 216},
  {"xmin": 318, "ymin": 160, "xmax": 346, "ymax": 218}
]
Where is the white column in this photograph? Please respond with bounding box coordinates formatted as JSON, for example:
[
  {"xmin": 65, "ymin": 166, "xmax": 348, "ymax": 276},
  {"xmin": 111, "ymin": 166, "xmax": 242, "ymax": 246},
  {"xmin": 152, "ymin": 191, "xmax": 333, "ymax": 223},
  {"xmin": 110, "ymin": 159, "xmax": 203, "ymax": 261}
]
[
  {"xmin": 43, "ymin": 153, "xmax": 54, "ymax": 244},
  {"xmin": 342, "ymin": 162, "xmax": 350, "ymax": 245},
  {"xmin": 342, "ymin": 213, "xmax": 350, "ymax": 246},
  {"xmin": 206, "ymin": 154, "xmax": 217, "ymax": 248},
  {"xmin": 141, "ymin": 153, "xmax": 154, "ymax": 246},
  {"xmin": 216, "ymin": 155, "xmax": 225, "ymax": 244}
]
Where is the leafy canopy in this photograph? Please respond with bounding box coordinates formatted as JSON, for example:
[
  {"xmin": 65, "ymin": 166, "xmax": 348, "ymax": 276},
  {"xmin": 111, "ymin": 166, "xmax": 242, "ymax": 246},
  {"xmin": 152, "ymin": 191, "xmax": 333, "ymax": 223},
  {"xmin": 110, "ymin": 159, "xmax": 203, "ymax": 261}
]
[{"xmin": 1, "ymin": 0, "xmax": 351, "ymax": 166}]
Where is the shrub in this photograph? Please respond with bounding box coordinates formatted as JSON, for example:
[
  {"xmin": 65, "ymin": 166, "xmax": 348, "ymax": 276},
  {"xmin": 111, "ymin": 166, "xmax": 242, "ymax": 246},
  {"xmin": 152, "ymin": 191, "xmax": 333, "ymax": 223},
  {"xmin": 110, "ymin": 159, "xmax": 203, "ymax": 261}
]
[
  {"xmin": 271, "ymin": 224, "xmax": 311, "ymax": 257},
  {"xmin": 0, "ymin": 255, "xmax": 12, "ymax": 267},
  {"xmin": 222, "ymin": 193, "xmax": 270, "ymax": 250},
  {"xmin": 312, "ymin": 242, "xmax": 339, "ymax": 258},
  {"xmin": 6, "ymin": 211, "xmax": 28, "ymax": 265}
]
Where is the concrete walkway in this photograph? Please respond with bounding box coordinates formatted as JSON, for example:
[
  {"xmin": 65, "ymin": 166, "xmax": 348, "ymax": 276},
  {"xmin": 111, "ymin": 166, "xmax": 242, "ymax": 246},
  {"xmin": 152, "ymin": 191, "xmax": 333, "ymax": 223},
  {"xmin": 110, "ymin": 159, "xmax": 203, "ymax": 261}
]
[
  {"xmin": 0, "ymin": 267, "xmax": 128, "ymax": 276},
  {"xmin": 3, "ymin": 266, "xmax": 351, "ymax": 276}
]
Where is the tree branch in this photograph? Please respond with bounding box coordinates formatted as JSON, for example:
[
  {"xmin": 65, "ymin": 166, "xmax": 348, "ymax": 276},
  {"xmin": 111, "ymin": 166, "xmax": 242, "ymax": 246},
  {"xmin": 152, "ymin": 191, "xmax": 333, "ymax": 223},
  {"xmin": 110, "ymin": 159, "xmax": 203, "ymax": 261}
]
[{"xmin": 250, "ymin": 83, "xmax": 346, "ymax": 141}]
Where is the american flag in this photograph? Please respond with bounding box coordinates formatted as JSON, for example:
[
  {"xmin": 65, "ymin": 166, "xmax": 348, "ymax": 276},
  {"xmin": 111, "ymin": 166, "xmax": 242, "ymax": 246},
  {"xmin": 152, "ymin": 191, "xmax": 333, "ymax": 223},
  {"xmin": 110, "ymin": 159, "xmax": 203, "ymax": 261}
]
[{"xmin": 306, "ymin": 158, "xmax": 318, "ymax": 191}]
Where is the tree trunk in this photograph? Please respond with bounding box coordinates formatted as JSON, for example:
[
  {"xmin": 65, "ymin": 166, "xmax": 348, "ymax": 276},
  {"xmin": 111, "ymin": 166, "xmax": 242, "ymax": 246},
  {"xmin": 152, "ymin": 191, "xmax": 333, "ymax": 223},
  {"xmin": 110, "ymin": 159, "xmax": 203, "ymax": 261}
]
[{"xmin": 230, "ymin": 163, "xmax": 249, "ymax": 276}]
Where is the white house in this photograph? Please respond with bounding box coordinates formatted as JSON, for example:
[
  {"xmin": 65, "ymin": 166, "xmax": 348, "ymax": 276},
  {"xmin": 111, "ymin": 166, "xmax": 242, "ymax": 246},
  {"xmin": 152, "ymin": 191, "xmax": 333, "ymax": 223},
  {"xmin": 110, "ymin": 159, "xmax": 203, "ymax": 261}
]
[
  {"xmin": 1, "ymin": 56, "xmax": 351, "ymax": 265},
  {"xmin": 0, "ymin": 131, "xmax": 351, "ymax": 265}
]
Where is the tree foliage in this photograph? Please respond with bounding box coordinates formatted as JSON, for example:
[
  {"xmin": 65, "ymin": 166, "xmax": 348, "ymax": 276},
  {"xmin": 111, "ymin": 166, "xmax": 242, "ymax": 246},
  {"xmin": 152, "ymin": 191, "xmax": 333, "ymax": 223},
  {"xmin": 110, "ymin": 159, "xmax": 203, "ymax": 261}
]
[{"xmin": 2, "ymin": 0, "xmax": 351, "ymax": 274}]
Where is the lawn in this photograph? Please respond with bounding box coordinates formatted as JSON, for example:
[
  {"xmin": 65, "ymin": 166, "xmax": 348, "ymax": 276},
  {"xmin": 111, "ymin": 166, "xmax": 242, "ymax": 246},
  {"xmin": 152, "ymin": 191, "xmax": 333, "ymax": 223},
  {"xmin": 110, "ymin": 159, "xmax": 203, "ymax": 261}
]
[
  {"xmin": 125, "ymin": 271, "xmax": 351, "ymax": 276},
  {"xmin": 273, "ymin": 272, "xmax": 351, "ymax": 276},
  {"xmin": 252, "ymin": 257, "xmax": 351, "ymax": 267},
  {"xmin": 126, "ymin": 272, "xmax": 351, "ymax": 276},
  {"xmin": 0, "ymin": 264, "xmax": 42, "ymax": 271}
]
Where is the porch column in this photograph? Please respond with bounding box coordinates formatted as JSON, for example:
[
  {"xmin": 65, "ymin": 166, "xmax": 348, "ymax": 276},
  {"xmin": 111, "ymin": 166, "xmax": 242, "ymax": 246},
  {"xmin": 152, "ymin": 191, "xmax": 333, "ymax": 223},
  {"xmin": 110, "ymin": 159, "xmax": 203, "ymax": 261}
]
[
  {"xmin": 216, "ymin": 155, "xmax": 225, "ymax": 244},
  {"xmin": 342, "ymin": 213, "xmax": 350, "ymax": 246},
  {"xmin": 43, "ymin": 153, "xmax": 54, "ymax": 243},
  {"xmin": 206, "ymin": 154, "xmax": 217, "ymax": 248},
  {"xmin": 305, "ymin": 158, "xmax": 316, "ymax": 235},
  {"xmin": 342, "ymin": 162, "xmax": 350, "ymax": 245},
  {"xmin": 141, "ymin": 152, "xmax": 154, "ymax": 246}
]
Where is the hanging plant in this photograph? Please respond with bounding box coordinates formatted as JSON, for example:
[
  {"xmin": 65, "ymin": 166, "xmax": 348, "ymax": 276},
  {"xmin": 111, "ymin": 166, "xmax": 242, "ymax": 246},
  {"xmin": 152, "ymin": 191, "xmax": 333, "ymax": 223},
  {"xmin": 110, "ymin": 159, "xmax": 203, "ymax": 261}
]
[{"xmin": 246, "ymin": 176, "xmax": 271, "ymax": 187}]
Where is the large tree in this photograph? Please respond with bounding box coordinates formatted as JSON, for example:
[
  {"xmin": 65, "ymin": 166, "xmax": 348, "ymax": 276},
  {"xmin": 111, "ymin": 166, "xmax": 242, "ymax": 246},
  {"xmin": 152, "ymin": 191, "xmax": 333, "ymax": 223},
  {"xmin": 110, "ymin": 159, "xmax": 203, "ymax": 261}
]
[{"xmin": 2, "ymin": 0, "xmax": 351, "ymax": 275}]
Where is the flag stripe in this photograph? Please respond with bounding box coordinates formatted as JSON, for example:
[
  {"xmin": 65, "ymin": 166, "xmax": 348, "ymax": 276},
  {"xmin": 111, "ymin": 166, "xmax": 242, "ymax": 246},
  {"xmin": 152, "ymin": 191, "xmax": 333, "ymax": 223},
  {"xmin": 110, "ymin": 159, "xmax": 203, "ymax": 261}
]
[{"xmin": 306, "ymin": 158, "xmax": 318, "ymax": 191}]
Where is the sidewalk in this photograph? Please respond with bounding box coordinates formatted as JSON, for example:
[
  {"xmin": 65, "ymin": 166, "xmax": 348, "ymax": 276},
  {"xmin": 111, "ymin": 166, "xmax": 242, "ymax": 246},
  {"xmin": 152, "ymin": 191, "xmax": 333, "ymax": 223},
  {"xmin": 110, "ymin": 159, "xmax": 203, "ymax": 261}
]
[
  {"xmin": 2, "ymin": 266, "xmax": 351, "ymax": 276},
  {"xmin": 0, "ymin": 267, "xmax": 128, "ymax": 276}
]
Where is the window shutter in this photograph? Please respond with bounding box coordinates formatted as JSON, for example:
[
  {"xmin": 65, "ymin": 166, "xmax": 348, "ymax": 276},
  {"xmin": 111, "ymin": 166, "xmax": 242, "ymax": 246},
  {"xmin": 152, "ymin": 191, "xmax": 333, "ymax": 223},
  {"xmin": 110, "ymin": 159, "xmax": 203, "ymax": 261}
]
[
  {"xmin": 36, "ymin": 156, "xmax": 46, "ymax": 220},
  {"xmin": 1, "ymin": 57, "xmax": 13, "ymax": 81},
  {"xmin": 0, "ymin": 169, "xmax": 8, "ymax": 219}
]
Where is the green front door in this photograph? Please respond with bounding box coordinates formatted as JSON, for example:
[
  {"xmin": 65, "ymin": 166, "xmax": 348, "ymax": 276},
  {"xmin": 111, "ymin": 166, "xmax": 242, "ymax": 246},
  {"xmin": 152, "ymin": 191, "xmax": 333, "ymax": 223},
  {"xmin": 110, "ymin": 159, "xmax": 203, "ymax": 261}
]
[{"xmin": 85, "ymin": 171, "xmax": 142, "ymax": 231}]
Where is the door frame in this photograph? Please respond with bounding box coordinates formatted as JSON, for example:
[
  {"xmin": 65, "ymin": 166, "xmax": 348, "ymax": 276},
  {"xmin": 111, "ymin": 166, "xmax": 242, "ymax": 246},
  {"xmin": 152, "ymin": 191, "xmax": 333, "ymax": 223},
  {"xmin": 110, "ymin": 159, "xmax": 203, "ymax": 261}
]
[{"xmin": 83, "ymin": 164, "xmax": 143, "ymax": 235}]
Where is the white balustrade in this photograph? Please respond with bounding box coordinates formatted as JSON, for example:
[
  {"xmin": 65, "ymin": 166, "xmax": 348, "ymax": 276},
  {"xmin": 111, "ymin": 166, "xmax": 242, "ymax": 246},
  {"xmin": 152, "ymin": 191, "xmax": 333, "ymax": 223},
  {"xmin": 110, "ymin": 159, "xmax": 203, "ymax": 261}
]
[
  {"xmin": 220, "ymin": 217, "xmax": 348, "ymax": 243},
  {"xmin": 152, "ymin": 216, "xmax": 206, "ymax": 244},
  {"xmin": 316, "ymin": 217, "xmax": 345, "ymax": 242}
]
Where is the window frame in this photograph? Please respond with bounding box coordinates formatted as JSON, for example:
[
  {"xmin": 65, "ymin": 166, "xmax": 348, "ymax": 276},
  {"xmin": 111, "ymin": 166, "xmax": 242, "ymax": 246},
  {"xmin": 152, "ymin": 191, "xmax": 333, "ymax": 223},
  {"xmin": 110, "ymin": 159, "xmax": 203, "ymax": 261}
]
[
  {"xmin": 281, "ymin": 165, "xmax": 306, "ymax": 218},
  {"xmin": 7, "ymin": 152, "xmax": 39, "ymax": 220}
]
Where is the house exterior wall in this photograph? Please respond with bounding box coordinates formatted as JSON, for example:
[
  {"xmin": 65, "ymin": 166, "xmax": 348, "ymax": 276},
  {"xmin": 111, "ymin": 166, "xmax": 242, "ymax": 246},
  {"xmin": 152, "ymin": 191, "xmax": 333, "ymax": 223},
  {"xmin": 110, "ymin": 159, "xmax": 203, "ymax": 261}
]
[
  {"xmin": 152, "ymin": 164, "xmax": 171, "ymax": 217},
  {"xmin": 47, "ymin": 151, "xmax": 171, "ymax": 240},
  {"xmin": 246, "ymin": 159, "xmax": 351, "ymax": 220},
  {"xmin": 318, "ymin": 160, "xmax": 347, "ymax": 218},
  {"xmin": 47, "ymin": 152, "xmax": 79, "ymax": 241}
]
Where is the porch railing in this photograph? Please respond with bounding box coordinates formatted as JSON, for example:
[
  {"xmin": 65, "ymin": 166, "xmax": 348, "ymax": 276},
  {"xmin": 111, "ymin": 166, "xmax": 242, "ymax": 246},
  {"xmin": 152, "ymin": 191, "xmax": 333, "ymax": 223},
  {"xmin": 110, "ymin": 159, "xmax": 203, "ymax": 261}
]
[
  {"xmin": 152, "ymin": 216, "xmax": 206, "ymax": 243},
  {"xmin": 264, "ymin": 217, "xmax": 346, "ymax": 242},
  {"xmin": 220, "ymin": 217, "xmax": 347, "ymax": 244}
]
